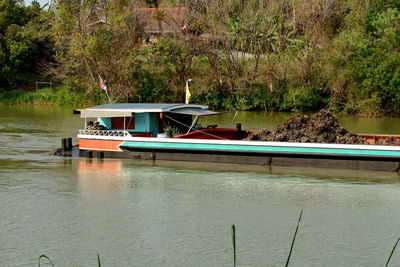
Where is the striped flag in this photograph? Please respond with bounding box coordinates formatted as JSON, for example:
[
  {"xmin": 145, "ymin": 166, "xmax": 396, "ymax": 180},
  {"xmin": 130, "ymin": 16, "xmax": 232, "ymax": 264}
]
[{"xmin": 99, "ymin": 75, "xmax": 108, "ymax": 91}]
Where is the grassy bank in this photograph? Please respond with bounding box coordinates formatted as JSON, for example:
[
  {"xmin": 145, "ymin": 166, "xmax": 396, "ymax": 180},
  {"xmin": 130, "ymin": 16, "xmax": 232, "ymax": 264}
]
[{"xmin": 0, "ymin": 86, "xmax": 104, "ymax": 106}]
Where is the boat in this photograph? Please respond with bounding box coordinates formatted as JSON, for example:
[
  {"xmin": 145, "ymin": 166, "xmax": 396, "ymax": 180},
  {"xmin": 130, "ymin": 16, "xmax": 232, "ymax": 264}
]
[{"xmin": 73, "ymin": 103, "xmax": 400, "ymax": 172}]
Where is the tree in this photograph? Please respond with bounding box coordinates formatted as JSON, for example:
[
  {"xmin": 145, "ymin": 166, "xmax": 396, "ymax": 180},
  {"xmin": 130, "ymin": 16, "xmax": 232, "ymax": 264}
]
[
  {"xmin": 0, "ymin": 0, "xmax": 53, "ymax": 83},
  {"xmin": 330, "ymin": 0, "xmax": 400, "ymax": 115},
  {"xmin": 51, "ymin": 0, "xmax": 146, "ymax": 99}
]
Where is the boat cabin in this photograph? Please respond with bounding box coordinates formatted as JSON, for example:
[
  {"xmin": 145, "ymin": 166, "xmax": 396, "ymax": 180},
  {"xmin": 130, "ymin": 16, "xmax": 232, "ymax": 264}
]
[{"xmin": 74, "ymin": 103, "xmax": 248, "ymax": 140}]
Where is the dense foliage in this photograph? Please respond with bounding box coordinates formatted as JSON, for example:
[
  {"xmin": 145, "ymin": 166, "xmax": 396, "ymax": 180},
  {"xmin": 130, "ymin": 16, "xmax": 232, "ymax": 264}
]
[
  {"xmin": 1, "ymin": 0, "xmax": 400, "ymax": 116},
  {"xmin": 0, "ymin": 0, "xmax": 52, "ymax": 82},
  {"xmin": 329, "ymin": 0, "xmax": 400, "ymax": 116}
]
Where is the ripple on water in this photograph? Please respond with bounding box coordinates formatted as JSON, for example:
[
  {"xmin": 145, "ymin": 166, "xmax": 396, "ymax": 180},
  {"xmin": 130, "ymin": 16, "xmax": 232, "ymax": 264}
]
[
  {"xmin": 2, "ymin": 105, "xmax": 400, "ymax": 266},
  {"xmin": 0, "ymin": 127, "xmax": 52, "ymax": 134}
]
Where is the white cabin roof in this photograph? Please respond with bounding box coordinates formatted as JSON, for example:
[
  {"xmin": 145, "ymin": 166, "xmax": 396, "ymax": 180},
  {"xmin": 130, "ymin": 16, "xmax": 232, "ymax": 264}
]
[{"xmin": 74, "ymin": 103, "xmax": 215, "ymax": 118}]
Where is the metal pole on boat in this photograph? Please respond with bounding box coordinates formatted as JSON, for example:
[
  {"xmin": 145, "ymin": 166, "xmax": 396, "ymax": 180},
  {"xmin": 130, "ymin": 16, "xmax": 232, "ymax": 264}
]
[{"xmin": 187, "ymin": 115, "xmax": 199, "ymax": 134}]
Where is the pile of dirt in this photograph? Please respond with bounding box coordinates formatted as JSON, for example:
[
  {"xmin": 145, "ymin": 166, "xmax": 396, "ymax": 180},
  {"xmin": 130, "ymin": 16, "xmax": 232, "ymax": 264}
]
[
  {"xmin": 245, "ymin": 110, "xmax": 369, "ymax": 144},
  {"xmin": 86, "ymin": 121, "xmax": 106, "ymax": 130},
  {"xmin": 375, "ymin": 137, "xmax": 400, "ymax": 146}
]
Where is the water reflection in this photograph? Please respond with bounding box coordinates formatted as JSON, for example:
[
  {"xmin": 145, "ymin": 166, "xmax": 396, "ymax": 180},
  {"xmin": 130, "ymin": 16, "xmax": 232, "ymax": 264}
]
[
  {"xmin": 107, "ymin": 158, "xmax": 400, "ymax": 185},
  {"xmin": 77, "ymin": 158, "xmax": 126, "ymax": 193}
]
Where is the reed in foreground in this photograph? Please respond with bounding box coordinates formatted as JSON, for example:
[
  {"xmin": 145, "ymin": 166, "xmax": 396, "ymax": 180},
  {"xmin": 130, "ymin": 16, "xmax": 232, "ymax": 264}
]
[
  {"xmin": 38, "ymin": 255, "xmax": 54, "ymax": 267},
  {"xmin": 35, "ymin": 211, "xmax": 400, "ymax": 266},
  {"xmin": 385, "ymin": 237, "xmax": 400, "ymax": 267},
  {"xmin": 37, "ymin": 253, "xmax": 101, "ymax": 267},
  {"xmin": 285, "ymin": 209, "xmax": 303, "ymax": 267},
  {"xmin": 232, "ymin": 224, "xmax": 236, "ymax": 267}
]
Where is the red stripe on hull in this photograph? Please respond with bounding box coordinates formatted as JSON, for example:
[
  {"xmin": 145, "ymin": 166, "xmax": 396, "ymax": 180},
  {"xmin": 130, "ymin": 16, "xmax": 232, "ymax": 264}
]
[
  {"xmin": 175, "ymin": 128, "xmax": 249, "ymax": 140},
  {"xmin": 79, "ymin": 139, "xmax": 123, "ymax": 151},
  {"xmin": 357, "ymin": 134, "xmax": 400, "ymax": 144}
]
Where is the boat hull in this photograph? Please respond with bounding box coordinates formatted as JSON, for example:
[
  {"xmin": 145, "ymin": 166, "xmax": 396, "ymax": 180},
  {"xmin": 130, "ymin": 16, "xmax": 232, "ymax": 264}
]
[{"xmin": 78, "ymin": 136, "xmax": 400, "ymax": 172}]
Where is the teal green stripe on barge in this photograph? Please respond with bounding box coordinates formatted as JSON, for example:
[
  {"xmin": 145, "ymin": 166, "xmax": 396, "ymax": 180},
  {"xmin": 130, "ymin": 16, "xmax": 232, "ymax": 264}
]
[{"xmin": 121, "ymin": 141, "xmax": 400, "ymax": 157}]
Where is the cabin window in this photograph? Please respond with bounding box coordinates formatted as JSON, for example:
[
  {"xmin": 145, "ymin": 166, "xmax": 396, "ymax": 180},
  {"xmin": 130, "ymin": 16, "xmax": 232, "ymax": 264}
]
[{"xmin": 111, "ymin": 116, "xmax": 135, "ymax": 129}]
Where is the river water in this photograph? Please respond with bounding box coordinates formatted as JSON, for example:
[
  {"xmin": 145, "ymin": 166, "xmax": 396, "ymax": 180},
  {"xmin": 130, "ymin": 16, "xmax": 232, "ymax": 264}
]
[{"xmin": 1, "ymin": 105, "xmax": 400, "ymax": 266}]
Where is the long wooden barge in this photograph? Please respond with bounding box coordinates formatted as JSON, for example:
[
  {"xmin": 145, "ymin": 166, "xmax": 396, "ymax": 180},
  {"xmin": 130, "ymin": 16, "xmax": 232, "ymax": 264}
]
[{"xmin": 74, "ymin": 104, "xmax": 400, "ymax": 172}]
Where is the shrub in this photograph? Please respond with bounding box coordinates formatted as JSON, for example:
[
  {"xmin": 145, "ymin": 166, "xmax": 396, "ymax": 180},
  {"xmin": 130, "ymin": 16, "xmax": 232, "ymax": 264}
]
[{"xmin": 281, "ymin": 85, "xmax": 327, "ymax": 112}]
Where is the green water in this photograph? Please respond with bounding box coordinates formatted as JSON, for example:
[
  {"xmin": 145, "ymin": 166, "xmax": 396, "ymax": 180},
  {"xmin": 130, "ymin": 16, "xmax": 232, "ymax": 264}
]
[{"xmin": 1, "ymin": 105, "xmax": 400, "ymax": 266}]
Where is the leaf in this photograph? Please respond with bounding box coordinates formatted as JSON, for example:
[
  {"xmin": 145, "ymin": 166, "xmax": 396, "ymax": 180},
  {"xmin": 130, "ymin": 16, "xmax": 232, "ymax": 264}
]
[{"xmin": 38, "ymin": 255, "xmax": 54, "ymax": 267}]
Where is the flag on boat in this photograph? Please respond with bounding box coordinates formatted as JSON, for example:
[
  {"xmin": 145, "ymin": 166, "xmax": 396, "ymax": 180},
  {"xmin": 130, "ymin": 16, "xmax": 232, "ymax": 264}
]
[
  {"xmin": 98, "ymin": 75, "xmax": 108, "ymax": 91},
  {"xmin": 185, "ymin": 81, "xmax": 191, "ymax": 104}
]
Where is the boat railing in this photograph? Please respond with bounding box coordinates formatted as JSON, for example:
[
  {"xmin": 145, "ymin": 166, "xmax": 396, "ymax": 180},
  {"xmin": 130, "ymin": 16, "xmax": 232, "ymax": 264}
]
[{"xmin": 78, "ymin": 129, "xmax": 131, "ymax": 137}]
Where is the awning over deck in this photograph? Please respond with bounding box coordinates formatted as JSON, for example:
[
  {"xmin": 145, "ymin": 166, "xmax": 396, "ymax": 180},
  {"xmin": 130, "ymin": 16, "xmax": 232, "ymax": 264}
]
[
  {"xmin": 73, "ymin": 103, "xmax": 214, "ymax": 118},
  {"xmin": 168, "ymin": 108, "xmax": 220, "ymax": 116},
  {"xmin": 74, "ymin": 109, "xmax": 134, "ymax": 118}
]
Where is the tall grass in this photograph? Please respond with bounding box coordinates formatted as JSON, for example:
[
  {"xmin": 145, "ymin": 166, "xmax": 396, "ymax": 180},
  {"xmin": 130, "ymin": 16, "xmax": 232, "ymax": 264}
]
[
  {"xmin": 38, "ymin": 254, "xmax": 101, "ymax": 267},
  {"xmin": 34, "ymin": 212, "xmax": 400, "ymax": 266},
  {"xmin": 38, "ymin": 255, "xmax": 54, "ymax": 267},
  {"xmin": 0, "ymin": 86, "xmax": 103, "ymax": 106},
  {"xmin": 385, "ymin": 237, "xmax": 400, "ymax": 267},
  {"xmin": 285, "ymin": 209, "xmax": 303, "ymax": 267},
  {"xmin": 231, "ymin": 224, "xmax": 236, "ymax": 267}
]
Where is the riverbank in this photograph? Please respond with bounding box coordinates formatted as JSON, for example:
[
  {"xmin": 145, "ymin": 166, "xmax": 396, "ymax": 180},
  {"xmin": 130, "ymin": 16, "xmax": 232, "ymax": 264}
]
[
  {"xmin": 0, "ymin": 78, "xmax": 325, "ymax": 112},
  {"xmin": 0, "ymin": 86, "xmax": 102, "ymax": 106}
]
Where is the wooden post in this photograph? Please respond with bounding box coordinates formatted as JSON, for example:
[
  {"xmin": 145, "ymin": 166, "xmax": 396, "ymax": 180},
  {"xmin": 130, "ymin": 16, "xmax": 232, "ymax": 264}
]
[
  {"xmin": 61, "ymin": 138, "xmax": 67, "ymax": 150},
  {"xmin": 236, "ymin": 123, "xmax": 242, "ymax": 132},
  {"xmin": 66, "ymin": 138, "xmax": 72, "ymax": 151}
]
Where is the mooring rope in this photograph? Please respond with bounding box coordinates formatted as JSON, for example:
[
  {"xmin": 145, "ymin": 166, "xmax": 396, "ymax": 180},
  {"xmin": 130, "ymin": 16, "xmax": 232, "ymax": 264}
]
[{"xmin": 162, "ymin": 113, "xmax": 230, "ymax": 140}]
